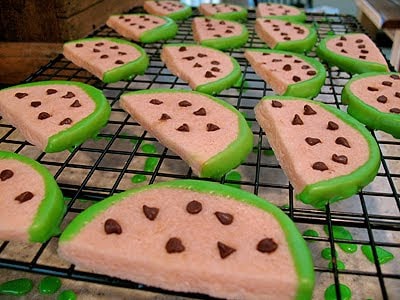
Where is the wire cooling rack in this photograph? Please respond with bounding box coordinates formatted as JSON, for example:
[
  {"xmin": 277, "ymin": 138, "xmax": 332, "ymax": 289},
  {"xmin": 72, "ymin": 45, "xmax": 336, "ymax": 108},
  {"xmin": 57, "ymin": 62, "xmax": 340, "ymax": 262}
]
[{"xmin": 0, "ymin": 7, "xmax": 399, "ymax": 300}]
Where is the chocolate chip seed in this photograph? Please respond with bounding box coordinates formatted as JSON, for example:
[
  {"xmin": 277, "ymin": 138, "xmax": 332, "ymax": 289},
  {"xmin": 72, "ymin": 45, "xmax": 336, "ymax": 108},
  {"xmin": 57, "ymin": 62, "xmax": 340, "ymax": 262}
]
[
  {"xmin": 93, "ymin": 48, "xmax": 100, "ymax": 53},
  {"xmin": 198, "ymin": 53, "xmax": 207, "ymax": 58},
  {"xmin": 283, "ymin": 64, "xmax": 291, "ymax": 71},
  {"xmin": 215, "ymin": 211, "xmax": 233, "ymax": 225},
  {"xmin": 390, "ymin": 108, "xmax": 400, "ymax": 114},
  {"xmin": 292, "ymin": 114, "xmax": 303, "ymax": 125},
  {"xmin": 177, "ymin": 124, "xmax": 190, "ymax": 132},
  {"xmin": 38, "ymin": 112, "xmax": 51, "ymax": 120},
  {"xmin": 211, "ymin": 67, "xmax": 220, "ymax": 72},
  {"xmin": 312, "ymin": 162, "xmax": 328, "ymax": 171},
  {"xmin": 367, "ymin": 87, "xmax": 378, "ymax": 91},
  {"xmin": 179, "ymin": 100, "xmax": 192, "ymax": 107},
  {"xmin": 183, "ymin": 56, "xmax": 195, "ymax": 61},
  {"xmin": 292, "ymin": 76, "xmax": 301, "ymax": 82},
  {"xmin": 395, "ymin": 92, "xmax": 400, "ymax": 98},
  {"xmin": 390, "ymin": 74, "xmax": 400, "ymax": 80},
  {"xmin": 75, "ymin": 43, "xmax": 83, "ymax": 47},
  {"xmin": 217, "ymin": 242, "xmax": 236, "ymax": 259},
  {"xmin": 307, "ymin": 70, "xmax": 317, "ymax": 76},
  {"xmin": 340, "ymin": 36, "xmax": 347, "ymax": 41},
  {"xmin": 271, "ymin": 100, "xmax": 282, "ymax": 108},
  {"xmin": 358, "ymin": 44, "xmax": 366, "ymax": 49},
  {"xmin": 104, "ymin": 218, "xmax": 122, "ymax": 234},
  {"xmin": 205, "ymin": 71, "xmax": 216, "ymax": 78},
  {"xmin": 382, "ymin": 81, "xmax": 393, "ymax": 87},
  {"xmin": 359, "ymin": 55, "xmax": 366, "ymax": 59},
  {"xmin": 377, "ymin": 95, "xmax": 388, "ymax": 103},
  {"xmin": 305, "ymin": 137, "xmax": 321, "ymax": 146},
  {"xmin": 15, "ymin": 92, "xmax": 28, "ymax": 99},
  {"xmin": 70, "ymin": 100, "xmax": 81, "ymax": 107},
  {"xmin": 341, "ymin": 49, "xmax": 348, "ymax": 54},
  {"xmin": 294, "ymin": 59, "xmax": 302, "ymax": 63},
  {"xmin": 118, "ymin": 51, "xmax": 127, "ymax": 56},
  {"xmin": 166, "ymin": 237, "xmax": 185, "ymax": 253},
  {"xmin": 115, "ymin": 60, "xmax": 124, "ymax": 64},
  {"xmin": 304, "ymin": 105, "xmax": 316, "ymax": 115},
  {"xmin": 186, "ymin": 200, "xmax": 202, "ymax": 214},
  {"xmin": 30, "ymin": 101, "xmax": 41, "ymax": 107},
  {"xmin": 336, "ymin": 42, "xmax": 343, "ymax": 47},
  {"xmin": 211, "ymin": 61, "xmax": 220, "ymax": 65},
  {"xmin": 207, "ymin": 123, "xmax": 220, "ymax": 131},
  {"xmin": 193, "ymin": 107, "xmax": 206, "ymax": 116},
  {"xmin": 355, "ymin": 39, "xmax": 363, "ymax": 43},
  {"xmin": 0, "ymin": 169, "xmax": 13, "ymax": 181},
  {"xmin": 335, "ymin": 137, "xmax": 351, "ymax": 148},
  {"xmin": 332, "ymin": 154, "xmax": 348, "ymax": 164},
  {"xmin": 160, "ymin": 113, "xmax": 171, "ymax": 120},
  {"xmin": 301, "ymin": 65, "xmax": 310, "ymax": 70},
  {"xmin": 361, "ymin": 49, "xmax": 369, "ymax": 54},
  {"xmin": 59, "ymin": 118, "xmax": 72, "ymax": 125},
  {"xmin": 272, "ymin": 59, "xmax": 282, "ymax": 62},
  {"xmin": 110, "ymin": 45, "xmax": 119, "ymax": 49},
  {"xmin": 95, "ymin": 42, "xmax": 104, "ymax": 46},
  {"xmin": 327, "ymin": 121, "xmax": 339, "ymax": 130},
  {"xmin": 257, "ymin": 238, "xmax": 278, "ymax": 253},
  {"xmin": 283, "ymin": 37, "xmax": 291, "ymax": 40},
  {"xmin": 193, "ymin": 62, "xmax": 202, "ymax": 68},
  {"xmin": 150, "ymin": 99, "xmax": 163, "ymax": 105},
  {"xmin": 62, "ymin": 91, "xmax": 75, "ymax": 98},
  {"xmin": 100, "ymin": 54, "xmax": 109, "ymax": 59},
  {"xmin": 46, "ymin": 89, "xmax": 57, "ymax": 95},
  {"xmin": 15, "ymin": 191, "xmax": 34, "ymax": 203},
  {"xmin": 143, "ymin": 205, "xmax": 159, "ymax": 221}
]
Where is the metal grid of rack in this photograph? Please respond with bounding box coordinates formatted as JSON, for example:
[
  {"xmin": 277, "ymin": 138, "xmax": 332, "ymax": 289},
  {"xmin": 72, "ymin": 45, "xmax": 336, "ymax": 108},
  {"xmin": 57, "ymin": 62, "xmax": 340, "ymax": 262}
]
[{"xmin": 0, "ymin": 7, "xmax": 399, "ymax": 300}]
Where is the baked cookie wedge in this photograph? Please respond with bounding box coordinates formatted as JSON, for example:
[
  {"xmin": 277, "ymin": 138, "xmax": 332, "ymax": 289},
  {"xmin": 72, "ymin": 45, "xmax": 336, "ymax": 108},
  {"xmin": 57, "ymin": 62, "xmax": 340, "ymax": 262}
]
[
  {"xmin": 106, "ymin": 14, "xmax": 178, "ymax": 43},
  {"xmin": 64, "ymin": 37, "xmax": 149, "ymax": 83},
  {"xmin": 342, "ymin": 72, "xmax": 400, "ymax": 138},
  {"xmin": 143, "ymin": 1, "xmax": 192, "ymax": 21},
  {"xmin": 198, "ymin": 3, "xmax": 248, "ymax": 22},
  {"xmin": 161, "ymin": 44, "xmax": 242, "ymax": 95},
  {"xmin": 245, "ymin": 49, "xmax": 325, "ymax": 98},
  {"xmin": 58, "ymin": 180, "xmax": 314, "ymax": 299},
  {"xmin": 0, "ymin": 81, "xmax": 111, "ymax": 153},
  {"xmin": 255, "ymin": 96, "xmax": 380, "ymax": 208},
  {"xmin": 317, "ymin": 33, "xmax": 389, "ymax": 74},
  {"xmin": 0, "ymin": 151, "xmax": 65, "ymax": 243},
  {"xmin": 192, "ymin": 17, "xmax": 248, "ymax": 50},
  {"xmin": 120, "ymin": 89, "xmax": 253, "ymax": 179},
  {"xmin": 256, "ymin": 3, "xmax": 306, "ymax": 23}
]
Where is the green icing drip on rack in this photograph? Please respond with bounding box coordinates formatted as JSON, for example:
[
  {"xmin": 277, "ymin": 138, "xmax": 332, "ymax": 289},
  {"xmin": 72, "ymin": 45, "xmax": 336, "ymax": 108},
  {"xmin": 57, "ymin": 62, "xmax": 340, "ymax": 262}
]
[
  {"xmin": 141, "ymin": 143, "xmax": 157, "ymax": 154},
  {"xmin": 0, "ymin": 278, "xmax": 34, "ymax": 296},
  {"xmin": 240, "ymin": 112, "xmax": 252, "ymax": 128},
  {"xmin": 57, "ymin": 290, "xmax": 77, "ymax": 300},
  {"xmin": 131, "ymin": 174, "xmax": 147, "ymax": 183},
  {"xmin": 38, "ymin": 276, "xmax": 61, "ymax": 295},
  {"xmin": 321, "ymin": 248, "xmax": 338, "ymax": 260},
  {"xmin": 324, "ymin": 283, "xmax": 352, "ymax": 300},
  {"xmin": 263, "ymin": 149, "xmax": 275, "ymax": 156},
  {"xmin": 225, "ymin": 170, "xmax": 242, "ymax": 189},
  {"xmin": 361, "ymin": 245, "xmax": 395, "ymax": 264},
  {"xmin": 144, "ymin": 157, "xmax": 159, "ymax": 172},
  {"xmin": 303, "ymin": 229, "xmax": 319, "ymax": 242},
  {"xmin": 324, "ymin": 225, "xmax": 357, "ymax": 253},
  {"xmin": 328, "ymin": 260, "xmax": 346, "ymax": 270}
]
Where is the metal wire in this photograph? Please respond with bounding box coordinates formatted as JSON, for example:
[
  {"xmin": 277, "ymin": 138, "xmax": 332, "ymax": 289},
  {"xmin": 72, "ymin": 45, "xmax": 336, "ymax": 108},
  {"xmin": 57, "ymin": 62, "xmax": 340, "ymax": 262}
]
[{"xmin": 0, "ymin": 7, "xmax": 399, "ymax": 300}]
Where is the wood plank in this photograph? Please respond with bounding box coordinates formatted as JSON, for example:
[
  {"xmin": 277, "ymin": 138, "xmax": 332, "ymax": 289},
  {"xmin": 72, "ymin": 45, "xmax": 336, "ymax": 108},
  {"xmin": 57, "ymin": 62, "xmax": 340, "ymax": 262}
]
[
  {"xmin": 364, "ymin": 0, "xmax": 400, "ymax": 28},
  {"xmin": 390, "ymin": 30, "xmax": 400, "ymax": 71},
  {"xmin": 55, "ymin": 0, "xmax": 102, "ymax": 18}
]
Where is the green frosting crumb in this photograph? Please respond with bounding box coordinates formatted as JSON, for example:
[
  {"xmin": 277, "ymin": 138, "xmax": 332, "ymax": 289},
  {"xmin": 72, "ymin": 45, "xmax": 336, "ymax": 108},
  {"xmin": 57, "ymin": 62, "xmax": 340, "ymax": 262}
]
[
  {"xmin": 141, "ymin": 143, "xmax": 157, "ymax": 154},
  {"xmin": 131, "ymin": 174, "xmax": 147, "ymax": 184},
  {"xmin": 324, "ymin": 225, "xmax": 357, "ymax": 253},
  {"xmin": 303, "ymin": 229, "xmax": 319, "ymax": 242},
  {"xmin": 225, "ymin": 170, "xmax": 242, "ymax": 189},
  {"xmin": 263, "ymin": 149, "xmax": 275, "ymax": 156},
  {"xmin": 321, "ymin": 248, "xmax": 338, "ymax": 260},
  {"xmin": 328, "ymin": 259, "xmax": 346, "ymax": 270},
  {"xmin": 0, "ymin": 278, "xmax": 34, "ymax": 296},
  {"xmin": 38, "ymin": 276, "xmax": 61, "ymax": 295},
  {"xmin": 361, "ymin": 245, "xmax": 395, "ymax": 265},
  {"xmin": 324, "ymin": 283, "xmax": 352, "ymax": 300},
  {"xmin": 144, "ymin": 157, "xmax": 159, "ymax": 172},
  {"xmin": 57, "ymin": 290, "xmax": 77, "ymax": 300}
]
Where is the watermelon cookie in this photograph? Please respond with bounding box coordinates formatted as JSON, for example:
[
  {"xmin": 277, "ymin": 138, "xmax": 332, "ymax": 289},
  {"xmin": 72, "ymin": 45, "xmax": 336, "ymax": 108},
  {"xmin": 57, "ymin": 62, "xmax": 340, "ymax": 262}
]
[
  {"xmin": 198, "ymin": 3, "xmax": 248, "ymax": 22},
  {"xmin": 161, "ymin": 44, "xmax": 242, "ymax": 95},
  {"xmin": 120, "ymin": 89, "xmax": 253, "ymax": 179},
  {"xmin": 58, "ymin": 180, "xmax": 314, "ymax": 299},
  {"xmin": 342, "ymin": 72, "xmax": 400, "ymax": 138},
  {"xmin": 317, "ymin": 33, "xmax": 389, "ymax": 74},
  {"xmin": 256, "ymin": 3, "xmax": 306, "ymax": 23},
  {"xmin": 255, "ymin": 96, "xmax": 380, "ymax": 208},
  {"xmin": 192, "ymin": 17, "xmax": 248, "ymax": 50},
  {"xmin": 106, "ymin": 14, "xmax": 178, "ymax": 44},
  {"xmin": 245, "ymin": 49, "xmax": 325, "ymax": 98},
  {"xmin": 0, "ymin": 81, "xmax": 111, "ymax": 153},
  {"xmin": 63, "ymin": 37, "xmax": 149, "ymax": 83},
  {"xmin": 0, "ymin": 151, "xmax": 65, "ymax": 243},
  {"xmin": 143, "ymin": 1, "xmax": 192, "ymax": 21},
  {"xmin": 255, "ymin": 18, "xmax": 316, "ymax": 53}
]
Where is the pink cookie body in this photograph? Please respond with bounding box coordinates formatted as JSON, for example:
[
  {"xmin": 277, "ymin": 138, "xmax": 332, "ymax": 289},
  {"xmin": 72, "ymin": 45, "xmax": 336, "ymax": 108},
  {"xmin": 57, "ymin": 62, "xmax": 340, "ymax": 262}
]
[
  {"xmin": 192, "ymin": 17, "xmax": 244, "ymax": 41},
  {"xmin": 256, "ymin": 3, "xmax": 302, "ymax": 18},
  {"xmin": 199, "ymin": 3, "xmax": 244, "ymax": 15},
  {"xmin": 144, "ymin": 0, "xmax": 187, "ymax": 16}
]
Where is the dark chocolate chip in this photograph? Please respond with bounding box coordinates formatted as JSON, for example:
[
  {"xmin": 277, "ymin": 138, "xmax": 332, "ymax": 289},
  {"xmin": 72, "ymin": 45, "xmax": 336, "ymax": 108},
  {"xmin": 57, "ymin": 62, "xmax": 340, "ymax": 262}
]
[
  {"xmin": 193, "ymin": 62, "xmax": 202, "ymax": 68},
  {"xmin": 179, "ymin": 100, "xmax": 192, "ymax": 107},
  {"xmin": 292, "ymin": 114, "xmax": 303, "ymax": 125},
  {"xmin": 285, "ymin": 22, "xmax": 291, "ymax": 26},
  {"xmin": 273, "ymin": 28, "xmax": 280, "ymax": 31},
  {"xmin": 15, "ymin": 92, "xmax": 28, "ymax": 99},
  {"xmin": 272, "ymin": 59, "xmax": 282, "ymax": 62},
  {"xmin": 186, "ymin": 200, "xmax": 202, "ymax": 214},
  {"xmin": 312, "ymin": 162, "xmax": 328, "ymax": 171},
  {"xmin": 182, "ymin": 56, "xmax": 195, "ymax": 61},
  {"xmin": 305, "ymin": 137, "xmax": 321, "ymax": 146},
  {"xmin": 110, "ymin": 45, "xmax": 119, "ymax": 49},
  {"xmin": 205, "ymin": 71, "xmax": 216, "ymax": 78},
  {"xmin": 335, "ymin": 137, "xmax": 351, "ymax": 148},
  {"xmin": 198, "ymin": 53, "xmax": 207, "ymax": 58},
  {"xmin": 336, "ymin": 42, "xmax": 343, "ymax": 47},
  {"xmin": 358, "ymin": 44, "xmax": 366, "ymax": 49},
  {"xmin": 292, "ymin": 76, "xmax": 301, "ymax": 82},
  {"xmin": 304, "ymin": 104, "xmax": 316, "ymax": 115},
  {"xmin": 340, "ymin": 36, "xmax": 347, "ymax": 41},
  {"xmin": 301, "ymin": 65, "xmax": 310, "ymax": 70},
  {"xmin": 30, "ymin": 101, "xmax": 41, "ymax": 107},
  {"xmin": 257, "ymin": 238, "xmax": 278, "ymax": 253},
  {"xmin": 219, "ymin": 21, "xmax": 226, "ymax": 25},
  {"xmin": 115, "ymin": 60, "xmax": 124, "ymax": 64},
  {"xmin": 262, "ymin": 53, "xmax": 270, "ymax": 56},
  {"xmin": 150, "ymin": 99, "xmax": 163, "ymax": 105},
  {"xmin": 215, "ymin": 211, "xmax": 233, "ymax": 225},
  {"xmin": 95, "ymin": 42, "xmax": 104, "ymax": 46},
  {"xmin": 359, "ymin": 55, "xmax": 366, "ymax": 59},
  {"xmin": 93, "ymin": 48, "xmax": 100, "ymax": 53},
  {"xmin": 207, "ymin": 123, "xmax": 220, "ymax": 131},
  {"xmin": 361, "ymin": 49, "xmax": 369, "ymax": 54},
  {"xmin": 211, "ymin": 61, "xmax": 220, "ymax": 65},
  {"xmin": 327, "ymin": 121, "xmax": 339, "ymax": 130},
  {"xmin": 382, "ymin": 81, "xmax": 393, "ymax": 87},
  {"xmin": 271, "ymin": 100, "xmax": 282, "ymax": 108},
  {"xmin": 0, "ymin": 169, "xmax": 13, "ymax": 181},
  {"xmin": 153, "ymin": 21, "xmax": 159, "ymax": 24},
  {"xmin": 207, "ymin": 28, "xmax": 215, "ymax": 31},
  {"xmin": 104, "ymin": 218, "xmax": 122, "ymax": 234},
  {"xmin": 225, "ymin": 29, "xmax": 233, "ymax": 33},
  {"xmin": 294, "ymin": 59, "xmax": 301, "ymax": 63},
  {"xmin": 211, "ymin": 67, "xmax": 220, "ymax": 72},
  {"xmin": 143, "ymin": 205, "xmax": 159, "ymax": 221},
  {"xmin": 283, "ymin": 37, "xmax": 291, "ymax": 40},
  {"xmin": 284, "ymin": 55, "xmax": 292, "ymax": 58},
  {"xmin": 62, "ymin": 91, "xmax": 75, "ymax": 98},
  {"xmin": 213, "ymin": 34, "xmax": 222, "ymax": 37},
  {"xmin": 307, "ymin": 70, "xmax": 317, "ymax": 76},
  {"xmin": 46, "ymin": 89, "xmax": 57, "ymax": 95},
  {"xmin": 160, "ymin": 113, "xmax": 171, "ymax": 120},
  {"xmin": 70, "ymin": 100, "xmax": 81, "ymax": 107},
  {"xmin": 179, "ymin": 46, "xmax": 187, "ymax": 52},
  {"xmin": 390, "ymin": 74, "xmax": 400, "ymax": 80},
  {"xmin": 367, "ymin": 87, "xmax": 378, "ymax": 91},
  {"xmin": 118, "ymin": 51, "xmax": 127, "ymax": 55},
  {"xmin": 166, "ymin": 237, "xmax": 185, "ymax": 253},
  {"xmin": 265, "ymin": 19, "xmax": 271, "ymax": 23},
  {"xmin": 217, "ymin": 242, "xmax": 236, "ymax": 259},
  {"xmin": 281, "ymin": 32, "xmax": 288, "ymax": 36},
  {"xmin": 193, "ymin": 107, "xmax": 206, "ymax": 116},
  {"xmin": 177, "ymin": 124, "xmax": 189, "ymax": 132},
  {"xmin": 395, "ymin": 92, "xmax": 400, "ymax": 98},
  {"xmin": 38, "ymin": 112, "xmax": 51, "ymax": 120},
  {"xmin": 272, "ymin": 24, "xmax": 279, "ymax": 28},
  {"xmin": 59, "ymin": 118, "xmax": 72, "ymax": 125},
  {"xmin": 377, "ymin": 95, "xmax": 388, "ymax": 103},
  {"xmin": 341, "ymin": 49, "xmax": 348, "ymax": 54},
  {"xmin": 283, "ymin": 64, "xmax": 291, "ymax": 71},
  {"xmin": 355, "ymin": 39, "xmax": 363, "ymax": 43},
  {"xmin": 15, "ymin": 191, "xmax": 34, "ymax": 203},
  {"xmin": 332, "ymin": 154, "xmax": 348, "ymax": 164},
  {"xmin": 124, "ymin": 18, "xmax": 131, "ymax": 22},
  {"xmin": 390, "ymin": 108, "xmax": 400, "ymax": 114},
  {"xmin": 75, "ymin": 43, "xmax": 83, "ymax": 48},
  {"xmin": 100, "ymin": 54, "xmax": 109, "ymax": 59}
]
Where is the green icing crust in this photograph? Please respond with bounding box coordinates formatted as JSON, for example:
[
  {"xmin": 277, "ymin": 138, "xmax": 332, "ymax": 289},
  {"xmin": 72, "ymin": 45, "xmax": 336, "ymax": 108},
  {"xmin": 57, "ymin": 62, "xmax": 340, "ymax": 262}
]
[
  {"xmin": 316, "ymin": 33, "xmax": 389, "ymax": 74},
  {"xmin": 247, "ymin": 49, "xmax": 326, "ymax": 98},
  {"xmin": 138, "ymin": 15, "xmax": 178, "ymax": 43},
  {"xmin": 163, "ymin": 44, "xmax": 243, "ymax": 95},
  {"xmin": 342, "ymin": 72, "xmax": 400, "ymax": 138},
  {"xmin": 65, "ymin": 37, "xmax": 149, "ymax": 82},
  {"xmin": 0, "ymin": 151, "xmax": 65, "ymax": 243},
  {"xmin": 162, "ymin": 3, "xmax": 192, "ymax": 21},
  {"xmin": 2, "ymin": 81, "xmax": 111, "ymax": 152},
  {"xmin": 59, "ymin": 179, "xmax": 314, "ymax": 299},
  {"xmin": 120, "ymin": 89, "xmax": 253, "ymax": 178},
  {"xmin": 259, "ymin": 96, "xmax": 380, "ymax": 208},
  {"xmin": 196, "ymin": 18, "xmax": 248, "ymax": 50},
  {"xmin": 260, "ymin": 12, "xmax": 306, "ymax": 23},
  {"xmin": 205, "ymin": 6, "xmax": 248, "ymax": 22}
]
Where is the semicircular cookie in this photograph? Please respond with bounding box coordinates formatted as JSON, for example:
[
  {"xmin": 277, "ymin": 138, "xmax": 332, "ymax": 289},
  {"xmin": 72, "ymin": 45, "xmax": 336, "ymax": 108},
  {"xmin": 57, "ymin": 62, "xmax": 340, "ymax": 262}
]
[
  {"xmin": 255, "ymin": 96, "xmax": 380, "ymax": 208},
  {"xmin": 342, "ymin": 72, "xmax": 400, "ymax": 138},
  {"xmin": 192, "ymin": 17, "xmax": 248, "ymax": 50},
  {"xmin": 256, "ymin": 3, "xmax": 306, "ymax": 22},
  {"xmin": 198, "ymin": 3, "xmax": 248, "ymax": 22},
  {"xmin": 58, "ymin": 179, "xmax": 314, "ymax": 299},
  {"xmin": 120, "ymin": 89, "xmax": 253, "ymax": 179},
  {"xmin": 0, "ymin": 80, "xmax": 111, "ymax": 153},
  {"xmin": 0, "ymin": 151, "xmax": 65, "ymax": 243},
  {"xmin": 143, "ymin": 1, "xmax": 192, "ymax": 21},
  {"xmin": 106, "ymin": 14, "xmax": 178, "ymax": 44},
  {"xmin": 245, "ymin": 49, "xmax": 326, "ymax": 98},
  {"xmin": 317, "ymin": 33, "xmax": 389, "ymax": 74},
  {"xmin": 63, "ymin": 37, "xmax": 149, "ymax": 83},
  {"xmin": 255, "ymin": 18, "xmax": 316, "ymax": 53},
  {"xmin": 161, "ymin": 44, "xmax": 242, "ymax": 95}
]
